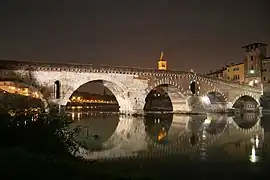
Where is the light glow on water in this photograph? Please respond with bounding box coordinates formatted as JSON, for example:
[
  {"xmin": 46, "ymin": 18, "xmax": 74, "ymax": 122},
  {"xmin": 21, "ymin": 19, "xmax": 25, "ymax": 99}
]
[{"xmin": 64, "ymin": 111, "xmax": 268, "ymax": 164}]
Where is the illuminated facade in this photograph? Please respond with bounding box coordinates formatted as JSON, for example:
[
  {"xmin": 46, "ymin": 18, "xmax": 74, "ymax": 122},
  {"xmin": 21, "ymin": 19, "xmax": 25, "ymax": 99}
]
[
  {"xmin": 206, "ymin": 68, "xmax": 226, "ymax": 79},
  {"xmin": 243, "ymin": 43, "xmax": 268, "ymax": 86},
  {"xmin": 225, "ymin": 63, "xmax": 245, "ymax": 83},
  {"xmin": 157, "ymin": 50, "xmax": 167, "ymax": 70}
]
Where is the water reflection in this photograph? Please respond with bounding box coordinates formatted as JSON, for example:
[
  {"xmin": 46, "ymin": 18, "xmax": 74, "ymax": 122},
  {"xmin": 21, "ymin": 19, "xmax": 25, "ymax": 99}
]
[
  {"xmin": 233, "ymin": 113, "xmax": 260, "ymax": 129},
  {"xmin": 67, "ymin": 113, "xmax": 119, "ymax": 151},
  {"xmin": 66, "ymin": 112, "xmax": 265, "ymax": 162},
  {"xmin": 204, "ymin": 114, "xmax": 228, "ymax": 135}
]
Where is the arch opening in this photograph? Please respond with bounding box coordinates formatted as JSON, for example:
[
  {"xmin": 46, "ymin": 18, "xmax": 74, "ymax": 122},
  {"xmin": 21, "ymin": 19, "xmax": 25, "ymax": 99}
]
[
  {"xmin": 201, "ymin": 91, "xmax": 227, "ymax": 110},
  {"xmin": 189, "ymin": 80, "xmax": 199, "ymax": 94},
  {"xmin": 54, "ymin": 80, "xmax": 61, "ymax": 99},
  {"xmin": 0, "ymin": 81, "xmax": 47, "ymax": 111},
  {"xmin": 233, "ymin": 95, "xmax": 259, "ymax": 112},
  {"xmin": 66, "ymin": 80, "xmax": 121, "ymax": 112},
  {"xmin": 144, "ymin": 84, "xmax": 189, "ymax": 112}
]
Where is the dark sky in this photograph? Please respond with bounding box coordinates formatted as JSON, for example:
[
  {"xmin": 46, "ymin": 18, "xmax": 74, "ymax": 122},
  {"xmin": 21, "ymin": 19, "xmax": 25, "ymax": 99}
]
[{"xmin": 0, "ymin": 0, "xmax": 270, "ymax": 93}]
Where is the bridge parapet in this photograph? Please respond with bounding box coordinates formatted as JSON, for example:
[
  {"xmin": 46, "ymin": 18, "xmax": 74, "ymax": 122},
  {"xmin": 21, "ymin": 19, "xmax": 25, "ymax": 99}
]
[{"xmin": 0, "ymin": 60, "xmax": 261, "ymax": 92}]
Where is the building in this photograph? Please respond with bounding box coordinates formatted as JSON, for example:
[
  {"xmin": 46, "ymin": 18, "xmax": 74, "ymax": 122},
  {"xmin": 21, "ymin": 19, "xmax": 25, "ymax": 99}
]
[
  {"xmin": 225, "ymin": 63, "xmax": 245, "ymax": 83},
  {"xmin": 157, "ymin": 50, "xmax": 167, "ymax": 70},
  {"xmin": 243, "ymin": 43, "xmax": 268, "ymax": 86},
  {"xmin": 261, "ymin": 57, "xmax": 270, "ymax": 108},
  {"xmin": 206, "ymin": 68, "xmax": 226, "ymax": 79},
  {"xmin": 262, "ymin": 57, "xmax": 270, "ymax": 86}
]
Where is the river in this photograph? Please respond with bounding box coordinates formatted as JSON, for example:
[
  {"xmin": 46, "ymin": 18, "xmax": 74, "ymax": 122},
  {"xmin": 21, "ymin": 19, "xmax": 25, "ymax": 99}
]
[{"xmin": 65, "ymin": 111, "xmax": 270, "ymax": 165}]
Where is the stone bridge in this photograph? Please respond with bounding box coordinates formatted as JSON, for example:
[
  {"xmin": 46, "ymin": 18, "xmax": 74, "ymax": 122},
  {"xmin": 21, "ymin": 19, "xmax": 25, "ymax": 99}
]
[
  {"xmin": 70, "ymin": 114, "xmax": 263, "ymax": 160},
  {"xmin": 0, "ymin": 60, "xmax": 262, "ymax": 114}
]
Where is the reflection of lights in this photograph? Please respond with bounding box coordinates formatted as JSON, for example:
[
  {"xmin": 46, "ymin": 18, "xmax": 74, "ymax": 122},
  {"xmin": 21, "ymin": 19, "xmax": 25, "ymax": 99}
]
[
  {"xmin": 249, "ymin": 146, "xmax": 259, "ymax": 163},
  {"xmin": 77, "ymin": 112, "xmax": 82, "ymax": 120},
  {"xmin": 155, "ymin": 118, "xmax": 160, "ymax": 123},
  {"xmin": 255, "ymin": 135, "xmax": 259, "ymax": 148},
  {"xmin": 203, "ymin": 119, "xmax": 211, "ymax": 125},
  {"xmin": 71, "ymin": 112, "xmax": 75, "ymax": 121},
  {"xmin": 157, "ymin": 127, "xmax": 167, "ymax": 141}
]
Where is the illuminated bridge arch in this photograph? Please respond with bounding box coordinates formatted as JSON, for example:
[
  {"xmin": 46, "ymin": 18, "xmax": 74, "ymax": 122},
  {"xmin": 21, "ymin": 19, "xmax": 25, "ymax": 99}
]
[
  {"xmin": 61, "ymin": 75, "xmax": 133, "ymax": 114},
  {"xmin": 145, "ymin": 78, "xmax": 190, "ymax": 113},
  {"xmin": 200, "ymin": 89, "xmax": 227, "ymax": 111},
  {"xmin": 231, "ymin": 93, "xmax": 260, "ymax": 109}
]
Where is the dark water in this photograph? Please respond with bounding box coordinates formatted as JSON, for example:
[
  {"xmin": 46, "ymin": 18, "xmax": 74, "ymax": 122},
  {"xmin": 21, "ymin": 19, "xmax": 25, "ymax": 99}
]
[{"xmin": 65, "ymin": 112, "xmax": 270, "ymax": 167}]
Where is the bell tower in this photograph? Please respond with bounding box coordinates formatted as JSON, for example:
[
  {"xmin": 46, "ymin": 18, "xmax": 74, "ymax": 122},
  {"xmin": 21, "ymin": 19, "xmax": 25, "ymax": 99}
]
[
  {"xmin": 157, "ymin": 50, "xmax": 167, "ymax": 70},
  {"xmin": 243, "ymin": 43, "xmax": 268, "ymax": 86}
]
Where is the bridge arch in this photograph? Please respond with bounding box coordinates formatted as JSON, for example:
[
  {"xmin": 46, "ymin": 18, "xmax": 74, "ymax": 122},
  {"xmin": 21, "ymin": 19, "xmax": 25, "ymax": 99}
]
[
  {"xmin": 200, "ymin": 90, "xmax": 227, "ymax": 110},
  {"xmin": 62, "ymin": 76, "xmax": 133, "ymax": 114},
  {"xmin": 231, "ymin": 94, "xmax": 260, "ymax": 110},
  {"xmin": 0, "ymin": 80, "xmax": 48, "ymax": 109},
  {"xmin": 144, "ymin": 78, "xmax": 190, "ymax": 113}
]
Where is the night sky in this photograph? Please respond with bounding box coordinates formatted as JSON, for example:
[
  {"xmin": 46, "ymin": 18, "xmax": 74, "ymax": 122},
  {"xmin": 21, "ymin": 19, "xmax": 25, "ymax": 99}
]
[{"xmin": 0, "ymin": 1, "xmax": 270, "ymax": 91}]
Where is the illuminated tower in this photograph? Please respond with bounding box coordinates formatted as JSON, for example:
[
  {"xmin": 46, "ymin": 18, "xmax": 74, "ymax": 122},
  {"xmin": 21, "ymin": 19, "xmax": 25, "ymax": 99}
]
[
  {"xmin": 243, "ymin": 43, "xmax": 268, "ymax": 86},
  {"xmin": 157, "ymin": 50, "xmax": 167, "ymax": 70}
]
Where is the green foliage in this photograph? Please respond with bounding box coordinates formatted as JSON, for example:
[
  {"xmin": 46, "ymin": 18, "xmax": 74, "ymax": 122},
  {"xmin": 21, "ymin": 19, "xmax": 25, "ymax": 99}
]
[{"xmin": 0, "ymin": 108, "xmax": 78, "ymax": 159}]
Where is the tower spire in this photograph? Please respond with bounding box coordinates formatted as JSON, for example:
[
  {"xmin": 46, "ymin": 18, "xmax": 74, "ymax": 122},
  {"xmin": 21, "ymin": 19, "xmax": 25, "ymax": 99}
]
[
  {"xmin": 157, "ymin": 49, "xmax": 167, "ymax": 70},
  {"xmin": 160, "ymin": 49, "xmax": 164, "ymax": 60}
]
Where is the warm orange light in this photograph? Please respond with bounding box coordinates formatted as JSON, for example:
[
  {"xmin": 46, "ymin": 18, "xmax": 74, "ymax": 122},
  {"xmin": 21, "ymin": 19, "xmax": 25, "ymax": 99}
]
[
  {"xmin": 157, "ymin": 50, "xmax": 167, "ymax": 70},
  {"xmin": 157, "ymin": 127, "xmax": 167, "ymax": 141}
]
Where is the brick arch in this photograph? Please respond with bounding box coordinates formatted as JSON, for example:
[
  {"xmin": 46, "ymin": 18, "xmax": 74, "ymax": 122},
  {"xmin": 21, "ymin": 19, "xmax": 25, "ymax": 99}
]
[
  {"xmin": 145, "ymin": 77, "xmax": 190, "ymax": 112},
  {"xmin": 61, "ymin": 75, "xmax": 133, "ymax": 114},
  {"xmin": 203, "ymin": 88, "xmax": 228, "ymax": 103},
  {"xmin": 231, "ymin": 92, "xmax": 260, "ymax": 107},
  {"xmin": 145, "ymin": 77, "xmax": 185, "ymax": 97}
]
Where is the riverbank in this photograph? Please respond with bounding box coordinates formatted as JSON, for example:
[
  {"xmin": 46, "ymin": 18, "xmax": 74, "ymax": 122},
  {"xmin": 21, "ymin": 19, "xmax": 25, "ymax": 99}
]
[{"xmin": 0, "ymin": 146, "xmax": 267, "ymax": 179}]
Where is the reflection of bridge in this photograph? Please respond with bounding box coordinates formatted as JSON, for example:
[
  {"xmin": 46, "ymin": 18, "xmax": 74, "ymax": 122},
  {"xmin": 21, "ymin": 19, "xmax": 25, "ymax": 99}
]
[
  {"xmin": 70, "ymin": 113, "xmax": 263, "ymax": 160},
  {"xmin": 0, "ymin": 60, "xmax": 262, "ymax": 114}
]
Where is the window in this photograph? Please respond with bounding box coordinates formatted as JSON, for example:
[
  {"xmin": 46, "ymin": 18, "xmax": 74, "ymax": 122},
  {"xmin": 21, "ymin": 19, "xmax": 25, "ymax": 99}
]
[
  {"xmin": 263, "ymin": 77, "xmax": 266, "ymax": 81},
  {"xmin": 251, "ymin": 66, "xmax": 254, "ymax": 70},
  {"xmin": 54, "ymin": 80, "xmax": 61, "ymax": 99},
  {"xmin": 251, "ymin": 56, "xmax": 253, "ymax": 61}
]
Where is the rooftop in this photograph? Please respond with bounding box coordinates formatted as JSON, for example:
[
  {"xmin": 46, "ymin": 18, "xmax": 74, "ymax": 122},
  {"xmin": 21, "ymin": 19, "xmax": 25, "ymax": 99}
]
[
  {"xmin": 242, "ymin": 42, "xmax": 268, "ymax": 49},
  {"xmin": 226, "ymin": 62, "xmax": 244, "ymax": 68}
]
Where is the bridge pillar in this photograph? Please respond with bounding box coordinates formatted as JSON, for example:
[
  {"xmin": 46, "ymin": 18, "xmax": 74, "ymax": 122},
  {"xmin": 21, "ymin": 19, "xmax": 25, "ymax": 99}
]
[{"xmin": 172, "ymin": 101, "xmax": 192, "ymax": 113}]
